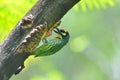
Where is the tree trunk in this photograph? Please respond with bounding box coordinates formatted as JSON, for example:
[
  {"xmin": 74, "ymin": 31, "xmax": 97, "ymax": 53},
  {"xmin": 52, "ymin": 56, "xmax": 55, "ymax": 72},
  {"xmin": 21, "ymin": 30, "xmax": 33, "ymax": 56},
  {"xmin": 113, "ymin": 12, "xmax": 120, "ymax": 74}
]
[{"xmin": 0, "ymin": 0, "xmax": 80, "ymax": 80}]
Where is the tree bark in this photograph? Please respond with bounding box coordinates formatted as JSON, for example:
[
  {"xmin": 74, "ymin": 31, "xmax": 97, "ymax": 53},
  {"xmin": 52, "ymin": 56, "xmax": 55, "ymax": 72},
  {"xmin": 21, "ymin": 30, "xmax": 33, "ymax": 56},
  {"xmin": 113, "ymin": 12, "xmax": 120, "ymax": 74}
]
[{"xmin": 0, "ymin": 0, "xmax": 80, "ymax": 80}]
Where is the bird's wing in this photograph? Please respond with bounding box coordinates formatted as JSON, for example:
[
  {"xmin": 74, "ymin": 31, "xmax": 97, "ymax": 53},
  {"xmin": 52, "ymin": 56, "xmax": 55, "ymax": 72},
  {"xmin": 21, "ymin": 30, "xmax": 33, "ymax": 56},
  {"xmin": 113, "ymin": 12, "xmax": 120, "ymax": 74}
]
[{"xmin": 33, "ymin": 39, "xmax": 59, "ymax": 57}]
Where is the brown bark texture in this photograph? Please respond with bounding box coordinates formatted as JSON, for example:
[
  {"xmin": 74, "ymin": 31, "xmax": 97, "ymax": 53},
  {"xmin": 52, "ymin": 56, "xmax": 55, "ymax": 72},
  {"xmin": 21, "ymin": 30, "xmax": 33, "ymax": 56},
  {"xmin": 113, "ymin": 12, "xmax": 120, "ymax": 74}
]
[{"xmin": 0, "ymin": 0, "xmax": 80, "ymax": 80}]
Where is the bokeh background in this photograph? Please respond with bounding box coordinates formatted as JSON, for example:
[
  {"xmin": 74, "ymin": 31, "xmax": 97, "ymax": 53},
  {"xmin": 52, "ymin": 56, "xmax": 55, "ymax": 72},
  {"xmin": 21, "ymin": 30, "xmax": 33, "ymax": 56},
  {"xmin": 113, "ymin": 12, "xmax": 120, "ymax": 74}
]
[{"xmin": 0, "ymin": 0, "xmax": 120, "ymax": 80}]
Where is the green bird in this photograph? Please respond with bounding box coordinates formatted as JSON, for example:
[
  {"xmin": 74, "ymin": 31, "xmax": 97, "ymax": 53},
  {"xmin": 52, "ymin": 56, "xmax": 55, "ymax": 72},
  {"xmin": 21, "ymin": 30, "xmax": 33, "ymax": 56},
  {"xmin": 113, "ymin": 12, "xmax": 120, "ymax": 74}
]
[
  {"xmin": 15, "ymin": 28, "xmax": 69, "ymax": 75},
  {"xmin": 32, "ymin": 28, "xmax": 70, "ymax": 57}
]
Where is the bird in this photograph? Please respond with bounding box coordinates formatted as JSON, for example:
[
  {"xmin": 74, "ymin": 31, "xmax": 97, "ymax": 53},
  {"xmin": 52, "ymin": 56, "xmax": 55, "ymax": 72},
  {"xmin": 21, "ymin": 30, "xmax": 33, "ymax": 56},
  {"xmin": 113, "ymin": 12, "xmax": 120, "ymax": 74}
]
[
  {"xmin": 32, "ymin": 28, "xmax": 70, "ymax": 57},
  {"xmin": 14, "ymin": 28, "xmax": 69, "ymax": 75}
]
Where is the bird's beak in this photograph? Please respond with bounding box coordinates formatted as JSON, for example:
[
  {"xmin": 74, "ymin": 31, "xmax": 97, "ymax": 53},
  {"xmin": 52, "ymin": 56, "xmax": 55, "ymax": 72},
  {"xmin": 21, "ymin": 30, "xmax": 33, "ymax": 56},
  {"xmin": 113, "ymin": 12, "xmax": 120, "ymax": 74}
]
[{"xmin": 53, "ymin": 28, "xmax": 61, "ymax": 34}]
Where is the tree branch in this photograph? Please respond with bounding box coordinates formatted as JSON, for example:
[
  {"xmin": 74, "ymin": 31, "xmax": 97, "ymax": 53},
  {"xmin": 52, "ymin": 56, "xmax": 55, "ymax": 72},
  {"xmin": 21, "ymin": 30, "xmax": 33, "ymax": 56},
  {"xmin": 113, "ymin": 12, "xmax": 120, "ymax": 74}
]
[{"xmin": 0, "ymin": 0, "xmax": 80, "ymax": 80}]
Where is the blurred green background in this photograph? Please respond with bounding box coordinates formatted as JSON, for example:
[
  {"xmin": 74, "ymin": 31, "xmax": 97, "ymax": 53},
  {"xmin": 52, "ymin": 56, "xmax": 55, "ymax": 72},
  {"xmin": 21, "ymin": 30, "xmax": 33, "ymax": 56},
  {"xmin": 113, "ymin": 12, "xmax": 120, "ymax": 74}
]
[{"xmin": 0, "ymin": 0, "xmax": 120, "ymax": 80}]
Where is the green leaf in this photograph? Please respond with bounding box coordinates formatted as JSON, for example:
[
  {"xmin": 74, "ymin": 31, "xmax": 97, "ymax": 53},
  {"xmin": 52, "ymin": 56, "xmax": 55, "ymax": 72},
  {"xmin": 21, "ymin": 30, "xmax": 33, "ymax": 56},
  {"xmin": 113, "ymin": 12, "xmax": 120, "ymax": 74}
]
[{"xmin": 74, "ymin": 0, "xmax": 115, "ymax": 12}]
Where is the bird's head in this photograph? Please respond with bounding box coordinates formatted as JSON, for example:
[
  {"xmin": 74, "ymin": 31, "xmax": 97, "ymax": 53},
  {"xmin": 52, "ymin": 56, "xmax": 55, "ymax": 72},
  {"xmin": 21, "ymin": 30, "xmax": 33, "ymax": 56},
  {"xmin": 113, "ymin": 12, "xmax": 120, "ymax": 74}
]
[{"xmin": 54, "ymin": 28, "xmax": 69, "ymax": 39}]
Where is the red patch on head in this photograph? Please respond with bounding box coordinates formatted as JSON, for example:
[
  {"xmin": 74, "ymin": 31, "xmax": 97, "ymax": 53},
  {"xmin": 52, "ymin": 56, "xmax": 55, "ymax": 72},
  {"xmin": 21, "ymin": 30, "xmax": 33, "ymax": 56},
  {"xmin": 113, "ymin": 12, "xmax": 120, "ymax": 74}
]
[{"xmin": 61, "ymin": 29, "xmax": 65, "ymax": 33}]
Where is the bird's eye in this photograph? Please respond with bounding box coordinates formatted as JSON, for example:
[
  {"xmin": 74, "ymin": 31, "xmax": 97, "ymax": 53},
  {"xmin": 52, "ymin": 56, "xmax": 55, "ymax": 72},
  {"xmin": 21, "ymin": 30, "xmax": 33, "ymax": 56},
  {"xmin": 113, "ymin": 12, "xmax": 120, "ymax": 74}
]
[{"xmin": 61, "ymin": 32, "xmax": 66, "ymax": 36}]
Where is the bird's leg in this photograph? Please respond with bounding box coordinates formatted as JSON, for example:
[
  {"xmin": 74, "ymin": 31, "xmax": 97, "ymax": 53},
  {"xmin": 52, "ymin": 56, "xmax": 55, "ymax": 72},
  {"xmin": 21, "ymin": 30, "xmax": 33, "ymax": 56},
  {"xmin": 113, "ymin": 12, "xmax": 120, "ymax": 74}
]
[{"xmin": 42, "ymin": 30, "xmax": 52, "ymax": 43}]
